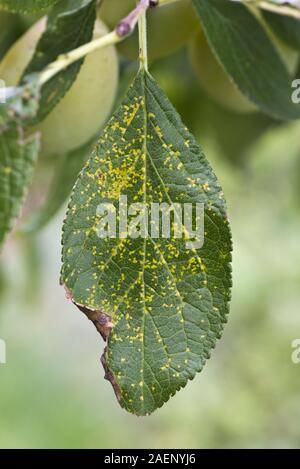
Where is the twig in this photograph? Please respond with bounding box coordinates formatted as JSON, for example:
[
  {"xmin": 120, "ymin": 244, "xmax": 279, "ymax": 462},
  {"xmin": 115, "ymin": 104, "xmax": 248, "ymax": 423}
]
[{"xmin": 38, "ymin": 0, "xmax": 154, "ymax": 87}]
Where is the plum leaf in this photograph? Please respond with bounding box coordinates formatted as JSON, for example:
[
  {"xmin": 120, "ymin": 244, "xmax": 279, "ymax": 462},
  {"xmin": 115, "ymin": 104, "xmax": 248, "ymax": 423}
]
[
  {"xmin": 61, "ymin": 70, "xmax": 232, "ymax": 416},
  {"xmin": 0, "ymin": 0, "xmax": 60, "ymax": 13}
]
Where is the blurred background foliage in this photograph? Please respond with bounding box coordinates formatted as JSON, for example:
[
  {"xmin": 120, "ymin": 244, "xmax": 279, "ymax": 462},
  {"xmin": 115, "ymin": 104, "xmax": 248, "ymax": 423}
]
[{"xmin": 1, "ymin": 4, "xmax": 300, "ymax": 449}]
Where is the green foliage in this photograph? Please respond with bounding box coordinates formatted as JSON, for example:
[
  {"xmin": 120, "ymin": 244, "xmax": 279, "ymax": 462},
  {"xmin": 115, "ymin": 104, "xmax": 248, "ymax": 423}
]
[
  {"xmin": 24, "ymin": 138, "xmax": 94, "ymax": 232},
  {"xmin": 0, "ymin": 0, "xmax": 60, "ymax": 13},
  {"xmin": 21, "ymin": 0, "xmax": 97, "ymax": 124},
  {"xmin": 61, "ymin": 70, "xmax": 232, "ymax": 415},
  {"xmin": 0, "ymin": 129, "xmax": 39, "ymax": 245},
  {"xmin": 262, "ymin": 10, "xmax": 300, "ymax": 50},
  {"xmin": 0, "ymin": 77, "xmax": 40, "ymax": 245},
  {"xmin": 192, "ymin": 0, "xmax": 300, "ymax": 120},
  {"xmin": 0, "ymin": 12, "xmax": 23, "ymax": 60},
  {"xmin": 0, "ymin": 75, "xmax": 40, "ymax": 127}
]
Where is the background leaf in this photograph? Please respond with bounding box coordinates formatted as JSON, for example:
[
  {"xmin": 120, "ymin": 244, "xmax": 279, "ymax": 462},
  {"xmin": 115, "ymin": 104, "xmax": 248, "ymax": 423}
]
[
  {"xmin": 0, "ymin": 0, "xmax": 60, "ymax": 13},
  {"xmin": 192, "ymin": 0, "xmax": 300, "ymax": 121},
  {"xmin": 21, "ymin": 0, "xmax": 97, "ymax": 124},
  {"xmin": 61, "ymin": 70, "xmax": 232, "ymax": 416},
  {"xmin": 24, "ymin": 137, "xmax": 94, "ymax": 233},
  {"xmin": 262, "ymin": 10, "xmax": 300, "ymax": 50}
]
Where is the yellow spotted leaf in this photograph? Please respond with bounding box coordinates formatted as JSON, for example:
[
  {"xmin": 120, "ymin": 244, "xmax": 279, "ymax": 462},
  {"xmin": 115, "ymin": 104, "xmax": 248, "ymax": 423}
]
[{"xmin": 61, "ymin": 70, "xmax": 232, "ymax": 416}]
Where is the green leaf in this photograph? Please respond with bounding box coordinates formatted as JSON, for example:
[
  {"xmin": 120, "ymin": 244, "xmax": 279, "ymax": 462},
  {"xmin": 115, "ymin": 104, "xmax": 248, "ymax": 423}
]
[
  {"xmin": 262, "ymin": 10, "xmax": 300, "ymax": 50},
  {"xmin": 24, "ymin": 137, "xmax": 94, "ymax": 232},
  {"xmin": 0, "ymin": 128, "xmax": 39, "ymax": 245},
  {"xmin": 0, "ymin": 0, "xmax": 60, "ymax": 13},
  {"xmin": 61, "ymin": 70, "xmax": 232, "ymax": 416},
  {"xmin": 192, "ymin": 0, "xmax": 300, "ymax": 121},
  {"xmin": 22, "ymin": 0, "xmax": 97, "ymax": 123}
]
